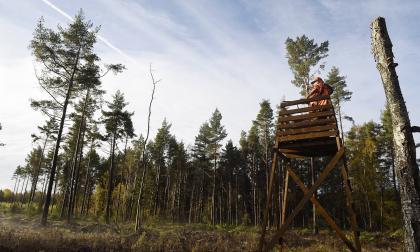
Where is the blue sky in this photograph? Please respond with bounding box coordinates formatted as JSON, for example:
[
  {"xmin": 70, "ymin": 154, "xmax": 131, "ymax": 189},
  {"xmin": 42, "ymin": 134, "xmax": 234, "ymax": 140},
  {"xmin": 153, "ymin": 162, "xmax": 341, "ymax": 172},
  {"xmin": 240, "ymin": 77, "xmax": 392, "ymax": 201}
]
[{"xmin": 0, "ymin": 0, "xmax": 419, "ymax": 190}]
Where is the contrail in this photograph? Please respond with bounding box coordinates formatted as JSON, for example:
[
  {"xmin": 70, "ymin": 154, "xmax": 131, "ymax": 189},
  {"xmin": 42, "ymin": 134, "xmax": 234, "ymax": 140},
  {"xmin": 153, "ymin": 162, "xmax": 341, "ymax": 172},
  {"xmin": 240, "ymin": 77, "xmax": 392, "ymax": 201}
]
[{"xmin": 40, "ymin": 0, "xmax": 137, "ymax": 64}]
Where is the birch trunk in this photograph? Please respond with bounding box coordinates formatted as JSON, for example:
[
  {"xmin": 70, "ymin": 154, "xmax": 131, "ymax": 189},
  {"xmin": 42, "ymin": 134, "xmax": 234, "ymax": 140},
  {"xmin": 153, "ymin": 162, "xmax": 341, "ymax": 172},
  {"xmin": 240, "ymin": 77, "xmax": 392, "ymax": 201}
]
[{"xmin": 371, "ymin": 17, "xmax": 420, "ymax": 251}]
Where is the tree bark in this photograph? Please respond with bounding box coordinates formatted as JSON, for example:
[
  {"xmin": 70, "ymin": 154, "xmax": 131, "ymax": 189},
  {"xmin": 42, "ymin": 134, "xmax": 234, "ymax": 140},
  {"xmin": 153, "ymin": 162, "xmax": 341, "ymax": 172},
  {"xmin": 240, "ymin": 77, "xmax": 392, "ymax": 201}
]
[{"xmin": 371, "ymin": 17, "xmax": 420, "ymax": 251}]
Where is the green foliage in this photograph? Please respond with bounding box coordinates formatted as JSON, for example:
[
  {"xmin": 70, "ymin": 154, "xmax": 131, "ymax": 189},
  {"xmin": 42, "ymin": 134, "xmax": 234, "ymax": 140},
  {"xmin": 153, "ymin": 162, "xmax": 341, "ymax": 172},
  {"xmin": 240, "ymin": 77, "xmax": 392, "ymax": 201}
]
[
  {"xmin": 325, "ymin": 66, "xmax": 352, "ymax": 108},
  {"xmin": 285, "ymin": 35, "xmax": 329, "ymax": 95},
  {"xmin": 346, "ymin": 120, "xmax": 401, "ymax": 231},
  {"xmin": 102, "ymin": 90, "xmax": 134, "ymax": 140}
]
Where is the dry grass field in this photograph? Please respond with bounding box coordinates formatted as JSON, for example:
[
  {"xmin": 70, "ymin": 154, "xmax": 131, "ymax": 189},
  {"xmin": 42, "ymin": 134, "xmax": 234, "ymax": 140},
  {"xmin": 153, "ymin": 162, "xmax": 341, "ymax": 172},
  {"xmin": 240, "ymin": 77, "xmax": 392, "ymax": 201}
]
[{"xmin": 0, "ymin": 207, "xmax": 402, "ymax": 252}]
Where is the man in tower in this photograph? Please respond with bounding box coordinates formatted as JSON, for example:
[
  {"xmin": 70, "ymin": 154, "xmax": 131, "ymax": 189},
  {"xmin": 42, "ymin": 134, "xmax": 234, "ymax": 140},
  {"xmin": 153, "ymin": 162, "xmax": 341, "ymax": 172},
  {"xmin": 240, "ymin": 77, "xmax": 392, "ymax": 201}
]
[{"xmin": 307, "ymin": 76, "xmax": 332, "ymax": 106}]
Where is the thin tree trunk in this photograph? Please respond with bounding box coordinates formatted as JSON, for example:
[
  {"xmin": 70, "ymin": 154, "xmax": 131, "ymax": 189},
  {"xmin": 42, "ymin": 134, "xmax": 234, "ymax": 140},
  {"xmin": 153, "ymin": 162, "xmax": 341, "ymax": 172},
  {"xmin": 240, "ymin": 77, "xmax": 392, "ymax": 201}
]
[
  {"xmin": 51, "ymin": 170, "xmax": 58, "ymax": 214},
  {"xmin": 71, "ymin": 122, "xmax": 86, "ymax": 216},
  {"xmin": 235, "ymin": 173, "xmax": 238, "ymax": 226},
  {"xmin": 81, "ymin": 140, "xmax": 94, "ymax": 215},
  {"xmin": 20, "ymin": 176, "xmax": 29, "ymax": 205},
  {"xmin": 41, "ymin": 46, "xmax": 81, "ymax": 226},
  {"xmin": 67, "ymin": 89, "xmax": 89, "ymax": 221},
  {"xmin": 371, "ymin": 17, "xmax": 420, "ymax": 251},
  {"xmin": 105, "ymin": 133, "xmax": 117, "ymax": 224},
  {"xmin": 41, "ymin": 173, "xmax": 49, "ymax": 204},
  {"xmin": 12, "ymin": 177, "xmax": 18, "ymax": 203},
  {"xmin": 212, "ymin": 151, "xmax": 217, "ymax": 225},
  {"xmin": 29, "ymin": 135, "xmax": 49, "ymax": 206},
  {"xmin": 135, "ymin": 63, "xmax": 159, "ymax": 232},
  {"xmin": 228, "ymin": 181, "xmax": 231, "ymax": 225},
  {"xmin": 60, "ymin": 186, "xmax": 70, "ymax": 218},
  {"xmin": 153, "ymin": 165, "xmax": 161, "ymax": 215}
]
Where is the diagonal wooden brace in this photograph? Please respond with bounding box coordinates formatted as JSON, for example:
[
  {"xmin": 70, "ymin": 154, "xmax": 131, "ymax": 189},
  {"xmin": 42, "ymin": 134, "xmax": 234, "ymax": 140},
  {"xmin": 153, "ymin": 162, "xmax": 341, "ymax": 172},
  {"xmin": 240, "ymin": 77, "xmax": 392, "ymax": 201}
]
[
  {"xmin": 287, "ymin": 167, "xmax": 357, "ymax": 252},
  {"xmin": 264, "ymin": 147, "xmax": 345, "ymax": 251},
  {"xmin": 340, "ymin": 159, "xmax": 361, "ymax": 251}
]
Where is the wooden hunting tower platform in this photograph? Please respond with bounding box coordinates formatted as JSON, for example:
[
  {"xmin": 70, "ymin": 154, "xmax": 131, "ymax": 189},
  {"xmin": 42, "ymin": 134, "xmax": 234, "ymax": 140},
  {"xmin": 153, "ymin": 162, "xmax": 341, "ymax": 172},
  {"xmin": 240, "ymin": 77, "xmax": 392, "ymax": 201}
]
[{"xmin": 258, "ymin": 95, "xmax": 361, "ymax": 252}]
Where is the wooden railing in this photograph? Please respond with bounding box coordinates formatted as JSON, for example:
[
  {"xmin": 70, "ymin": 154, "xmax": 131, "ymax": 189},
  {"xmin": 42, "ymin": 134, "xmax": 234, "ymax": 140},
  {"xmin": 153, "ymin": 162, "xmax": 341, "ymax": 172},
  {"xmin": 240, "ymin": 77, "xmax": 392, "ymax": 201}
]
[{"xmin": 276, "ymin": 96, "xmax": 340, "ymax": 157}]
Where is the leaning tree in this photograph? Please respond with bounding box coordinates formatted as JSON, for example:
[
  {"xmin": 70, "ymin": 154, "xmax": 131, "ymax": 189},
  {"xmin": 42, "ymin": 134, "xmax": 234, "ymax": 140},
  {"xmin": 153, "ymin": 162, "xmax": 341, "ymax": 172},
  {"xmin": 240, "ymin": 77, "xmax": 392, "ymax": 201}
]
[{"xmin": 30, "ymin": 10, "xmax": 123, "ymax": 225}]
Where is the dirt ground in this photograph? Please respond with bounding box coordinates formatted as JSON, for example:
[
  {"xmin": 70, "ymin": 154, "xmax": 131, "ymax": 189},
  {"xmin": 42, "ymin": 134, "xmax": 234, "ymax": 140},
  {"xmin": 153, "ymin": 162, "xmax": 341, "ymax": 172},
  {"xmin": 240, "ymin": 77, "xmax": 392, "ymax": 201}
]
[{"xmin": 0, "ymin": 211, "xmax": 403, "ymax": 251}]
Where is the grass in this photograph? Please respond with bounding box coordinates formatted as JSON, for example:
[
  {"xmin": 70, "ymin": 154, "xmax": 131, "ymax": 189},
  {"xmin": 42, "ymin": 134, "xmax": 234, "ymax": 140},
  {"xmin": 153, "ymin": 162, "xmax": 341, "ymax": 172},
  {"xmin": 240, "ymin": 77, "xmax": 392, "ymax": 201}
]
[{"xmin": 0, "ymin": 204, "xmax": 403, "ymax": 251}]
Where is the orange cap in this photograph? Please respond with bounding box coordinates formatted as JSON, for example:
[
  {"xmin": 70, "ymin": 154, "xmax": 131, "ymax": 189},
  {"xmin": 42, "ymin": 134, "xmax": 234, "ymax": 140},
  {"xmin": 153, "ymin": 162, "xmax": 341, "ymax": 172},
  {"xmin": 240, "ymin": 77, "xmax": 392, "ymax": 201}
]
[{"xmin": 311, "ymin": 76, "xmax": 323, "ymax": 84}]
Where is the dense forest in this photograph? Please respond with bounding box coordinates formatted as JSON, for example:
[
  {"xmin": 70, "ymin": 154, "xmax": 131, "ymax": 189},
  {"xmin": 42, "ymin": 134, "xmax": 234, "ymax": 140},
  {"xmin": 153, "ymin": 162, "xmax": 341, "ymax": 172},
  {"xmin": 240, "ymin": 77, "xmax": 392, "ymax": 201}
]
[{"xmin": 0, "ymin": 10, "xmax": 419, "ymax": 252}]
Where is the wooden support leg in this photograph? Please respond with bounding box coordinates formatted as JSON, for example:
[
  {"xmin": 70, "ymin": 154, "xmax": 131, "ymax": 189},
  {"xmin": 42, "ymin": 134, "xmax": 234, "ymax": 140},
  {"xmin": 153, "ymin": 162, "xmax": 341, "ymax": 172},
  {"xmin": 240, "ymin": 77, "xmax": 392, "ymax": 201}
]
[
  {"xmin": 341, "ymin": 157, "xmax": 361, "ymax": 252},
  {"xmin": 259, "ymin": 150, "xmax": 279, "ymax": 252},
  {"xmin": 279, "ymin": 162, "xmax": 290, "ymax": 252},
  {"xmin": 274, "ymin": 159, "xmax": 280, "ymax": 230},
  {"xmin": 265, "ymin": 148, "xmax": 344, "ymax": 251},
  {"xmin": 288, "ymin": 167, "xmax": 358, "ymax": 252},
  {"xmin": 281, "ymin": 167, "xmax": 289, "ymax": 225}
]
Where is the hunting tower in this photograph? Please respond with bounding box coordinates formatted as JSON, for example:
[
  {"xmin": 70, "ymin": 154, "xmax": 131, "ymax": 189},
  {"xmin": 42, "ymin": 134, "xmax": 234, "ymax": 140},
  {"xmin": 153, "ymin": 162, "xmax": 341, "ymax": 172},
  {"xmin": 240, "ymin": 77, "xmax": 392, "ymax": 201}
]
[{"xmin": 258, "ymin": 95, "xmax": 361, "ymax": 252}]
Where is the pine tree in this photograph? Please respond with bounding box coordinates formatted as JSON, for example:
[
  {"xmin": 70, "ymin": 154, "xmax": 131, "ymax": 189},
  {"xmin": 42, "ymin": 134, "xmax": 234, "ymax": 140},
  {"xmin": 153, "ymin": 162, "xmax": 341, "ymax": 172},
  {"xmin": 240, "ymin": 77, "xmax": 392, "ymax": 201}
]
[
  {"xmin": 102, "ymin": 90, "xmax": 134, "ymax": 224},
  {"xmin": 208, "ymin": 109, "xmax": 227, "ymax": 225},
  {"xmin": 253, "ymin": 100, "xmax": 274, "ymax": 203},
  {"xmin": 285, "ymin": 35, "xmax": 329, "ymax": 96},
  {"xmin": 30, "ymin": 10, "xmax": 122, "ymax": 225},
  {"xmin": 325, "ymin": 66, "xmax": 352, "ymax": 141}
]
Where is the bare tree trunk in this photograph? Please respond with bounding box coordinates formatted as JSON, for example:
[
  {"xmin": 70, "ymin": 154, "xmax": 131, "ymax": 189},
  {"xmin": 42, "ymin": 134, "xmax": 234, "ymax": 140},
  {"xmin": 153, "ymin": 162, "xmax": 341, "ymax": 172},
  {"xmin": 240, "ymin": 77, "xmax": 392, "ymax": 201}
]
[
  {"xmin": 228, "ymin": 181, "xmax": 231, "ymax": 225},
  {"xmin": 81, "ymin": 140, "xmax": 94, "ymax": 215},
  {"xmin": 105, "ymin": 133, "xmax": 117, "ymax": 224},
  {"xmin": 71, "ymin": 125, "xmax": 86, "ymax": 216},
  {"xmin": 12, "ymin": 177, "xmax": 18, "ymax": 203},
  {"xmin": 211, "ymin": 151, "xmax": 217, "ymax": 225},
  {"xmin": 235, "ymin": 173, "xmax": 238, "ymax": 226},
  {"xmin": 20, "ymin": 176, "xmax": 29, "ymax": 205},
  {"xmin": 135, "ymin": 63, "xmax": 160, "ymax": 232},
  {"xmin": 371, "ymin": 17, "xmax": 420, "ymax": 251},
  {"xmin": 29, "ymin": 134, "xmax": 49, "ymax": 206},
  {"xmin": 67, "ymin": 89, "xmax": 89, "ymax": 221},
  {"xmin": 153, "ymin": 165, "xmax": 161, "ymax": 215}
]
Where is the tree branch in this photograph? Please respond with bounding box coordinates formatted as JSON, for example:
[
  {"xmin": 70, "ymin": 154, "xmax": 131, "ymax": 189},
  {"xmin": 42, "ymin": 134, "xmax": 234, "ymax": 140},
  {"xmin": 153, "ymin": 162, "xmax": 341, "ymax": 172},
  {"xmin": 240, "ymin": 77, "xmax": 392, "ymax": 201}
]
[
  {"xmin": 33, "ymin": 66, "xmax": 64, "ymax": 107},
  {"xmin": 412, "ymin": 126, "xmax": 420, "ymax": 133}
]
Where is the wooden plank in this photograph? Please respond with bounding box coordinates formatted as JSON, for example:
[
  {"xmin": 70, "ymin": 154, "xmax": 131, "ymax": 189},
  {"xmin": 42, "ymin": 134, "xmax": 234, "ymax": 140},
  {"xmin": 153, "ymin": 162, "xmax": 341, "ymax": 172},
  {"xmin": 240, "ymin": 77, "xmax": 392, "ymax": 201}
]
[
  {"xmin": 279, "ymin": 138, "xmax": 337, "ymax": 149},
  {"xmin": 279, "ymin": 130, "xmax": 337, "ymax": 142},
  {"xmin": 280, "ymin": 95, "xmax": 330, "ymax": 108},
  {"xmin": 278, "ymin": 118, "xmax": 336, "ymax": 130},
  {"xmin": 281, "ymin": 169, "xmax": 289, "ymax": 226},
  {"xmin": 279, "ymin": 124, "xmax": 337, "ymax": 136},
  {"xmin": 288, "ymin": 168, "xmax": 358, "ymax": 252},
  {"xmin": 279, "ymin": 148, "xmax": 336, "ymax": 156},
  {"xmin": 279, "ymin": 110, "xmax": 335, "ymax": 122},
  {"xmin": 283, "ymin": 153, "xmax": 307, "ymax": 159},
  {"xmin": 278, "ymin": 104, "xmax": 333, "ymax": 116},
  {"xmin": 265, "ymin": 148, "xmax": 344, "ymax": 251}
]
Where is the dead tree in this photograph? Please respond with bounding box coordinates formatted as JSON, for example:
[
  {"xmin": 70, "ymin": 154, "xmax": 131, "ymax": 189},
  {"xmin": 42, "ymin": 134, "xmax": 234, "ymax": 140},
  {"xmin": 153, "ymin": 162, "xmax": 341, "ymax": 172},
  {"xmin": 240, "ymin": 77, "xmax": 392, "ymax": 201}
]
[
  {"xmin": 135, "ymin": 63, "xmax": 161, "ymax": 232},
  {"xmin": 371, "ymin": 17, "xmax": 420, "ymax": 252}
]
